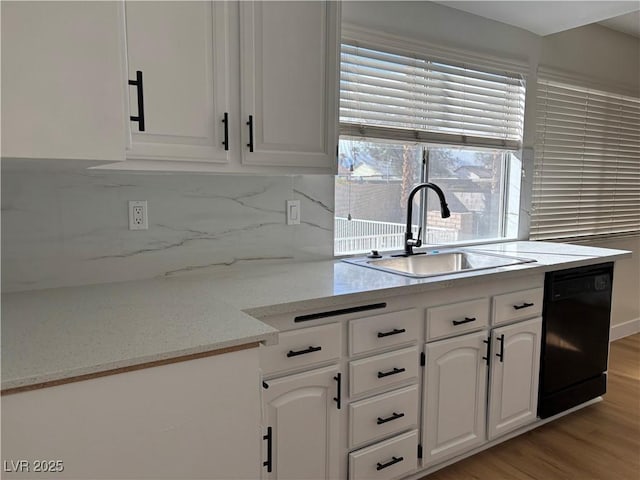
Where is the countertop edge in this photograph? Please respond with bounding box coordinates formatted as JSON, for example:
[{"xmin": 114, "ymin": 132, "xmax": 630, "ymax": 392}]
[{"xmin": 1, "ymin": 332, "xmax": 278, "ymax": 394}]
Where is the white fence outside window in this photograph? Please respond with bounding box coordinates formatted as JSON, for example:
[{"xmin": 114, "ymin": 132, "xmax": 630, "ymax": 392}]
[{"xmin": 335, "ymin": 217, "xmax": 458, "ymax": 255}]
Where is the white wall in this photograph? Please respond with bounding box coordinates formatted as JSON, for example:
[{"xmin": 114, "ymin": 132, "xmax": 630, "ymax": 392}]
[{"xmin": 540, "ymin": 23, "xmax": 640, "ymax": 94}]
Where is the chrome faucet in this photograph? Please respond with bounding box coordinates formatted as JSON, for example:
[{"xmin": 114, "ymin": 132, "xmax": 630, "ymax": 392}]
[{"xmin": 404, "ymin": 183, "xmax": 450, "ymax": 256}]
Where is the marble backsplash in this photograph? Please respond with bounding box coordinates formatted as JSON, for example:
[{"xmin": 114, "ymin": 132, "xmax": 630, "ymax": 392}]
[{"xmin": 1, "ymin": 168, "xmax": 335, "ymax": 292}]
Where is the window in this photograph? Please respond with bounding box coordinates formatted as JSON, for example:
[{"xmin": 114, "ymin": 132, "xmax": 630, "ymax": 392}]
[
  {"xmin": 334, "ymin": 40, "xmax": 526, "ymax": 255},
  {"xmin": 531, "ymin": 79, "xmax": 640, "ymax": 241}
]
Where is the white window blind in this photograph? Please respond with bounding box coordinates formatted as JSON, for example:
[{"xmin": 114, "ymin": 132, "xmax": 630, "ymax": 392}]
[
  {"xmin": 531, "ymin": 79, "xmax": 640, "ymax": 240},
  {"xmin": 340, "ymin": 42, "xmax": 526, "ymax": 150}
]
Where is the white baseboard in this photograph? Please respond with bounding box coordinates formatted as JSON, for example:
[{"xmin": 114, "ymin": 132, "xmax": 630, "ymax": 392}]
[{"xmin": 610, "ymin": 318, "xmax": 640, "ymax": 341}]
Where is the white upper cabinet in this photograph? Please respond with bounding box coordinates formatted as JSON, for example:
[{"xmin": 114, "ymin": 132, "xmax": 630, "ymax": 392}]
[
  {"xmin": 1, "ymin": 1, "xmax": 127, "ymax": 163},
  {"xmin": 117, "ymin": 0, "xmax": 339, "ymax": 173},
  {"xmin": 239, "ymin": 1, "xmax": 339, "ymax": 171},
  {"xmin": 124, "ymin": 1, "xmax": 233, "ymax": 164}
]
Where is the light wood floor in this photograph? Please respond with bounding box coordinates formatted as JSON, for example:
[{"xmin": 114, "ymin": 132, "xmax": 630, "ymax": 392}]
[{"xmin": 421, "ymin": 333, "xmax": 640, "ymax": 480}]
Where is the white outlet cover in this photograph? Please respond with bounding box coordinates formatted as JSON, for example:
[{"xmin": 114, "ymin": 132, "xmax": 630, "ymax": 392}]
[
  {"xmin": 286, "ymin": 200, "xmax": 300, "ymax": 225},
  {"xmin": 128, "ymin": 200, "xmax": 148, "ymax": 230}
]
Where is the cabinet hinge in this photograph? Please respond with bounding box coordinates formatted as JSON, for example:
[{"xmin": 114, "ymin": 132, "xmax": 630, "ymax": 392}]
[
  {"xmin": 418, "ymin": 443, "xmax": 423, "ymax": 459},
  {"xmin": 420, "ymin": 352, "xmax": 426, "ymax": 367}
]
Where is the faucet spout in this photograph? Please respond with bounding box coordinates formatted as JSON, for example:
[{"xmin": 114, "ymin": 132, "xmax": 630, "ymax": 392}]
[{"xmin": 404, "ymin": 182, "xmax": 450, "ymax": 256}]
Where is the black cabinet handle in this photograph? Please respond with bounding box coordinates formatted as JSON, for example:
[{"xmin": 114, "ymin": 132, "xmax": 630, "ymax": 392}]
[
  {"xmin": 128, "ymin": 70, "xmax": 145, "ymax": 132},
  {"xmin": 376, "ymin": 456, "xmax": 404, "ymax": 471},
  {"xmin": 333, "ymin": 373, "xmax": 341, "ymax": 410},
  {"xmin": 452, "ymin": 317, "xmax": 476, "ymax": 326},
  {"xmin": 482, "ymin": 337, "xmax": 490, "ymax": 366},
  {"xmin": 513, "ymin": 302, "xmax": 534, "ymax": 310},
  {"xmin": 496, "ymin": 334, "xmax": 505, "ymax": 363},
  {"xmin": 377, "ymin": 412, "xmax": 405, "ymax": 425},
  {"xmin": 377, "ymin": 367, "xmax": 406, "ymax": 379},
  {"xmin": 246, "ymin": 115, "xmax": 254, "ymax": 152},
  {"xmin": 287, "ymin": 345, "xmax": 321, "ymax": 358},
  {"xmin": 377, "ymin": 328, "xmax": 406, "ymax": 338},
  {"xmin": 263, "ymin": 426, "xmax": 272, "ymax": 473},
  {"xmin": 222, "ymin": 112, "xmax": 229, "ymax": 151}
]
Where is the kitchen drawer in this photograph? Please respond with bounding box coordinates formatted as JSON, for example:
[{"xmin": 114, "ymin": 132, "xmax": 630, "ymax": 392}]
[
  {"xmin": 349, "ymin": 346, "xmax": 418, "ymax": 397},
  {"xmin": 260, "ymin": 323, "xmax": 341, "ymax": 375},
  {"xmin": 426, "ymin": 298, "xmax": 489, "ymax": 341},
  {"xmin": 349, "ymin": 429, "xmax": 418, "ymax": 480},
  {"xmin": 349, "ymin": 308, "xmax": 419, "ymax": 356},
  {"xmin": 350, "ymin": 384, "xmax": 419, "ymax": 448},
  {"xmin": 492, "ymin": 287, "xmax": 544, "ymax": 326}
]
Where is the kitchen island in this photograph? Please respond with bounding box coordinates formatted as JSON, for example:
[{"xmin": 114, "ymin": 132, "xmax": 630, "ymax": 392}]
[{"xmin": 1, "ymin": 241, "xmax": 632, "ymax": 479}]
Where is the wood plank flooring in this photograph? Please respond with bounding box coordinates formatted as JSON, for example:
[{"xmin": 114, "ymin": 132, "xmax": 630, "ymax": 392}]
[{"xmin": 421, "ymin": 333, "xmax": 640, "ymax": 480}]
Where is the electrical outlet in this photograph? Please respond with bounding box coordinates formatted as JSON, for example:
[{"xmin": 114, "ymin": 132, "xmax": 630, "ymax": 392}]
[{"xmin": 128, "ymin": 201, "xmax": 148, "ymax": 230}]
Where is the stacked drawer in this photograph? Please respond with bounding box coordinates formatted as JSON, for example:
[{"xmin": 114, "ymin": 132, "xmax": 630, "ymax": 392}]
[{"xmin": 347, "ymin": 308, "xmax": 420, "ymax": 480}]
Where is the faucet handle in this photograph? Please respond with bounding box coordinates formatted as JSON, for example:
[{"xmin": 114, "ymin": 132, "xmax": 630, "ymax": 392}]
[{"xmin": 407, "ymin": 227, "xmax": 423, "ymax": 248}]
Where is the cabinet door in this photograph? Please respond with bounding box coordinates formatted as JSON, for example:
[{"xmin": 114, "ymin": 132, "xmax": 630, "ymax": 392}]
[
  {"xmin": 240, "ymin": 1, "xmax": 339, "ymax": 171},
  {"xmin": 422, "ymin": 331, "xmax": 488, "ymax": 465},
  {"xmin": 125, "ymin": 1, "xmax": 232, "ymax": 163},
  {"xmin": 262, "ymin": 365, "xmax": 342, "ymax": 480},
  {"xmin": 1, "ymin": 1, "xmax": 126, "ymax": 162},
  {"xmin": 488, "ymin": 317, "xmax": 542, "ymax": 440}
]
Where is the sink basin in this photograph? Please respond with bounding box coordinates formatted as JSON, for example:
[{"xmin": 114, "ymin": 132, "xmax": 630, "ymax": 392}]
[{"xmin": 343, "ymin": 249, "xmax": 536, "ymax": 278}]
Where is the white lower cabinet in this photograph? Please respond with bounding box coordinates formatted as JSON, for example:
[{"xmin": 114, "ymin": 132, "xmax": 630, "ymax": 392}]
[
  {"xmin": 422, "ymin": 331, "xmax": 489, "ymax": 465},
  {"xmin": 488, "ymin": 317, "xmax": 542, "ymax": 440},
  {"xmin": 2, "ymin": 348, "xmax": 262, "ymax": 480},
  {"xmin": 261, "ymin": 365, "xmax": 342, "ymax": 480},
  {"xmin": 260, "ymin": 276, "xmax": 545, "ymax": 480}
]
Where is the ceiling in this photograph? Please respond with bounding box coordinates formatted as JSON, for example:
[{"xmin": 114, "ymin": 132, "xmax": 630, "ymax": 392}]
[{"xmin": 434, "ymin": 1, "xmax": 640, "ymax": 37}]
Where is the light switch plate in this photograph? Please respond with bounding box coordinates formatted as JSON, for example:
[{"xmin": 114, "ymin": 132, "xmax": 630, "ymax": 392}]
[{"xmin": 286, "ymin": 200, "xmax": 300, "ymax": 225}]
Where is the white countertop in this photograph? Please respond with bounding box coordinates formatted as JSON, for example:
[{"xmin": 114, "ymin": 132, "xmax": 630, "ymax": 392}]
[{"xmin": 1, "ymin": 241, "xmax": 631, "ymax": 391}]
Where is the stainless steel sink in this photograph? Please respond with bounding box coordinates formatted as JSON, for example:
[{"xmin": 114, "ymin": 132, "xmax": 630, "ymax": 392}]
[{"xmin": 343, "ymin": 249, "xmax": 536, "ymax": 278}]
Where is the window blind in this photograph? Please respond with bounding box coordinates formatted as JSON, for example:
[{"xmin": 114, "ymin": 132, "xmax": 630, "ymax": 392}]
[
  {"xmin": 531, "ymin": 79, "xmax": 640, "ymax": 240},
  {"xmin": 340, "ymin": 42, "xmax": 526, "ymax": 150}
]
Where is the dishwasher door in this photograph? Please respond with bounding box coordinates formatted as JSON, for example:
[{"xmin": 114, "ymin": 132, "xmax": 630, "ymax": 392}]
[{"xmin": 538, "ymin": 262, "xmax": 614, "ymax": 418}]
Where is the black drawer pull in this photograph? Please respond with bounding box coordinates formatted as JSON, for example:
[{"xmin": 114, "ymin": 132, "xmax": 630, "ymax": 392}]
[
  {"xmin": 377, "ymin": 367, "xmax": 406, "ymax": 379},
  {"xmin": 376, "ymin": 456, "xmax": 404, "ymax": 471},
  {"xmin": 287, "ymin": 345, "xmax": 321, "ymax": 358},
  {"xmin": 496, "ymin": 334, "xmax": 505, "ymax": 363},
  {"xmin": 263, "ymin": 426, "xmax": 272, "ymax": 472},
  {"xmin": 452, "ymin": 317, "xmax": 476, "ymax": 326},
  {"xmin": 128, "ymin": 70, "xmax": 145, "ymax": 132},
  {"xmin": 482, "ymin": 337, "xmax": 490, "ymax": 366},
  {"xmin": 333, "ymin": 373, "xmax": 342, "ymax": 410},
  {"xmin": 378, "ymin": 328, "xmax": 406, "ymax": 338},
  {"xmin": 513, "ymin": 302, "xmax": 534, "ymax": 310},
  {"xmin": 246, "ymin": 115, "xmax": 254, "ymax": 152},
  {"xmin": 222, "ymin": 112, "xmax": 229, "ymax": 151},
  {"xmin": 377, "ymin": 412, "xmax": 405, "ymax": 425}
]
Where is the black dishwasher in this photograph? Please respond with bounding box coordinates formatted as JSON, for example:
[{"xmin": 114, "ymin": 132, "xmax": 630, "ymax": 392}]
[{"xmin": 538, "ymin": 262, "xmax": 614, "ymax": 418}]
